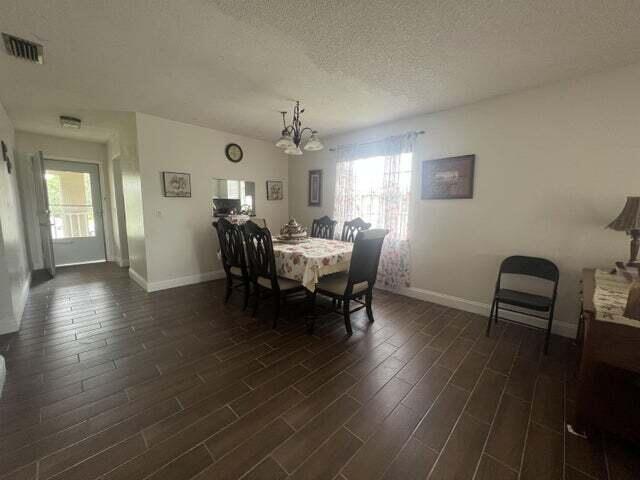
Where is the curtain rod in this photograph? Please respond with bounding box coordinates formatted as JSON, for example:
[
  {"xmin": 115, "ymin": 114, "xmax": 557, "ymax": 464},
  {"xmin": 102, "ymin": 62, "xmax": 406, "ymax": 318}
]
[{"xmin": 328, "ymin": 130, "xmax": 425, "ymax": 152}]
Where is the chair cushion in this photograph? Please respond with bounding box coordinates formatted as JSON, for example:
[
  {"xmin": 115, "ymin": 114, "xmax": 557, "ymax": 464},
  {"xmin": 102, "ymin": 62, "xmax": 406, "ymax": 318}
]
[
  {"xmin": 317, "ymin": 272, "xmax": 368, "ymax": 297},
  {"xmin": 496, "ymin": 288, "xmax": 552, "ymax": 311},
  {"xmin": 230, "ymin": 266, "xmax": 243, "ymax": 276},
  {"xmin": 257, "ymin": 276, "xmax": 302, "ymax": 291}
]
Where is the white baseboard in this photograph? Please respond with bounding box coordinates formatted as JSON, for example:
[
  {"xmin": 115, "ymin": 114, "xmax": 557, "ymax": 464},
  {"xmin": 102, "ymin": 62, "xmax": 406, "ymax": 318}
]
[
  {"xmin": 143, "ymin": 270, "xmax": 226, "ymax": 293},
  {"xmin": 128, "ymin": 268, "xmax": 148, "ymax": 291},
  {"xmin": 113, "ymin": 256, "xmax": 130, "ymax": 268},
  {"xmin": 57, "ymin": 259, "xmax": 106, "ymax": 267},
  {"xmin": 390, "ymin": 285, "xmax": 577, "ymax": 339}
]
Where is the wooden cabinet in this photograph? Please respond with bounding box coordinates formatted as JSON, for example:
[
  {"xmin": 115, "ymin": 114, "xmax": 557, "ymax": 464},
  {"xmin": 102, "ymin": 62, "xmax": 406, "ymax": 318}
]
[{"xmin": 572, "ymin": 269, "xmax": 640, "ymax": 443}]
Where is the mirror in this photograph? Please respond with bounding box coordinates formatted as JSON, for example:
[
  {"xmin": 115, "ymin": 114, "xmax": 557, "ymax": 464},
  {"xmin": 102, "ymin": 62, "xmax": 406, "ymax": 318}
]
[{"xmin": 212, "ymin": 178, "xmax": 256, "ymax": 216}]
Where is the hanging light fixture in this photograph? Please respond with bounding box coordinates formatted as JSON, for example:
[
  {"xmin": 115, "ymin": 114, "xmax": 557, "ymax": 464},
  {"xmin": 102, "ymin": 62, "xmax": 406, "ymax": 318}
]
[{"xmin": 275, "ymin": 101, "xmax": 324, "ymax": 155}]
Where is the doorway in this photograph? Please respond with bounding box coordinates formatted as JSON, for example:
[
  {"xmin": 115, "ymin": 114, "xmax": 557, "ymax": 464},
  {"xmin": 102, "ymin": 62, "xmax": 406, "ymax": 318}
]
[{"xmin": 43, "ymin": 159, "xmax": 106, "ymax": 266}]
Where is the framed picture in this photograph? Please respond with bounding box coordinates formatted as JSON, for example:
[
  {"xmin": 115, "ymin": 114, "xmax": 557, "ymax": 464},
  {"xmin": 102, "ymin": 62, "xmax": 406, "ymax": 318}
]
[
  {"xmin": 266, "ymin": 180, "xmax": 283, "ymax": 200},
  {"xmin": 421, "ymin": 155, "xmax": 475, "ymax": 199},
  {"xmin": 308, "ymin": 169, "xmax": 322, "ymax": 206},
  {"xmin": 162, "ymin": 171, "xmax": 191, "ymax": 197}
]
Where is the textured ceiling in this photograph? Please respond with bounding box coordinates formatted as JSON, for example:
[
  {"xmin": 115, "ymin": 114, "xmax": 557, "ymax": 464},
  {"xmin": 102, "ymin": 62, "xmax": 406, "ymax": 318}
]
[{"xmin": 1, "ymin": 0, "xmax": 640, "ymax": 143}]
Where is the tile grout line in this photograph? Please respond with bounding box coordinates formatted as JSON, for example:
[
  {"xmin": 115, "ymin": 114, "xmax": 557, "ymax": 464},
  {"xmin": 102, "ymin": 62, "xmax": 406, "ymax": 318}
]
[
  {"xmin": 516, "ymin": 371, "xmax": 539, "ymax": 480},
  {"xmin": 470, "ymin": 325, "xmax": 522, "ymax": 480},
  {"xmin": 373, "ymin": 314, "xmax": 496, "ymax": 480},
  {"xmin": 283, "ymin": 397, "xmax": 362, "ymax": 478},
  {"xmin": 515, "ymin": 334, "xmax": 545, "ymax": 480}
]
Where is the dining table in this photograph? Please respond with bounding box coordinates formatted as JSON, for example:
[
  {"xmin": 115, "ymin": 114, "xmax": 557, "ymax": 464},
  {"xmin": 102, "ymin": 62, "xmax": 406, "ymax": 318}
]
[{"xmin": 272, "ymin": 237, "xmax": 353, "ymax": 291}]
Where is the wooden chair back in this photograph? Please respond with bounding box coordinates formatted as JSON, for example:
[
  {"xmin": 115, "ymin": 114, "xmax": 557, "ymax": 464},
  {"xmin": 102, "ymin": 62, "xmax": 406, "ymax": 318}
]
[
  {"xmin": 347, "ymin": 229, "xmax": 388, "ymax": 291},
  {"xmin": 311, "ymin": 216, "xmax": 337, "ymax": 239},
  {"xmin": 242, "ymin": 220, "xmax": 278, "ymax": 288},
  {"xmin": 215, "ymin": 218, "xmax": 247, "ymax": 276},
  {"xmin": 341, "ymin": 217, "xmax": 371, "ymax": 242}
]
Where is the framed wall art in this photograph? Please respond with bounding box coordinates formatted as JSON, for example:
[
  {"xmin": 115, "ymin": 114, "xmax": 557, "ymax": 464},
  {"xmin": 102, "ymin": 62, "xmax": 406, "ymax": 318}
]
[
  {"xmin": 266, "ymin": 180, "xmax": 283, "ymax": 200},
  {"xmin": 162, "ymin": 171, "xmax": 191, "ymax": 197},
  {"xmin": 421, "ymin": 154, "xmax": 475, "ymax": 199},
  {"xmin": 308, "ymin": 169, "xmax": 322, "ymax": 206}
]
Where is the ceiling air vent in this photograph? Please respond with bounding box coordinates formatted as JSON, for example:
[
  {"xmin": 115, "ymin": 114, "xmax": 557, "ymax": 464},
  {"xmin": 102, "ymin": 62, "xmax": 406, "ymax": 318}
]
[{"xmin": 2, "ymin": 33, "xmax": 43, "ymax": 64}]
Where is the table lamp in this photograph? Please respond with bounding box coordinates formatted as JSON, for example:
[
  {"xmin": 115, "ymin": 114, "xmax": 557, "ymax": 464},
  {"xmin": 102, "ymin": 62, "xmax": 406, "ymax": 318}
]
[{"xmin": 607, "ymin": 196, "xmax": 640, "ymax": 266}]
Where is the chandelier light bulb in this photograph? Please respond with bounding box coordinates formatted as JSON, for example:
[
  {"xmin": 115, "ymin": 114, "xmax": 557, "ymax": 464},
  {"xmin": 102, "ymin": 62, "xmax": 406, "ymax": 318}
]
[{"xmin": 284, "ymin": 145, "xmax": 303, "ymax": 155}]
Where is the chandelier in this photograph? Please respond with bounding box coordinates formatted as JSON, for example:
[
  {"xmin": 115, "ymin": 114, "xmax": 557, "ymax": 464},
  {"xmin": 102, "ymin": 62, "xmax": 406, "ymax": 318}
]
[{"xmin": 275, "ymin": 101, "xmax": 324, "ymax": 155}]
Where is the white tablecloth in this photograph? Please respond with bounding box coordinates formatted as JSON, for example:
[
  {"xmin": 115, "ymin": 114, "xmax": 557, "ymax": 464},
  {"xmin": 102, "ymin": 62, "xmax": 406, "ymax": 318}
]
[{"xmin": 273, "ymin": 238, "xmax": 353, "ymax": 291}]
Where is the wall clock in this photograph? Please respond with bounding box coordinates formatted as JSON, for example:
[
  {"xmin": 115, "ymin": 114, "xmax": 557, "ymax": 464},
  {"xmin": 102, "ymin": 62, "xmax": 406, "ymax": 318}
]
[{"xmin": 225, "ymin": 143, "xmax": 243, "ymax": 163}]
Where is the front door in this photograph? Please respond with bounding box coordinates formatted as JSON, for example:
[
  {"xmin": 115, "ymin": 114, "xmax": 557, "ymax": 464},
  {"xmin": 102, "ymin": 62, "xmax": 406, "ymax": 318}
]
[
  {"xmin": 32, "ymin": 151, "xmax": 55, "ymax": 276},
  {"xmin": 44, "ymin": 159, "xmax": 106, "ymax": 266}
]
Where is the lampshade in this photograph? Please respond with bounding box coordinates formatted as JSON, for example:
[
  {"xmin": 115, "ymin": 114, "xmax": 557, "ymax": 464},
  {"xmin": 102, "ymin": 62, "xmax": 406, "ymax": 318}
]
[
  {"xmin": 275, "ymin": 134, "xmax": 293, "ymax": 149},
  {"xmin": 607, "ymin": 197, "xmax": 640, "ymax": 231},
  {"xmin": 304, "ymin": 133, "xmax": 324, "ymax": 151},
  {"xmin": 284, "ymin": 145, "xmax": 303, "ymax": 156}
]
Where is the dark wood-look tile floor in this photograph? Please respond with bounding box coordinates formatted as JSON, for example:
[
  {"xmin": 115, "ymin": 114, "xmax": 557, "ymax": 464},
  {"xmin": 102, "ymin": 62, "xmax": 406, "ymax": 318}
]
[{"xmin": 1, "ymin": 263, "xmax": 638, "ymax": 480}]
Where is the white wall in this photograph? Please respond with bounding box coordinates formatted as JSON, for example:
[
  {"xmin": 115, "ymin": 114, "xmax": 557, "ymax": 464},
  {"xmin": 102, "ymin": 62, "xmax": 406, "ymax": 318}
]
[
  {"xmin": 15, "ymin": 132, "xmax": 117, "ymax": 268},
  {"xmin": 0, "ymin": 100, "xmax": 30, "ymax": 334},
  {"xmin": 289, "ymin": 63, "xmax": 640, "ymax": 336},
  {"xmin": 111, "ymin": 114, "xmax": 147, "ymax": 282},
  {"xmin": 135, "ymin": 113, "xmax": 289, "ymax": 290},
  {"xmin": 107, "ymin": 134, "xmax": 129, "ymax": 267}
]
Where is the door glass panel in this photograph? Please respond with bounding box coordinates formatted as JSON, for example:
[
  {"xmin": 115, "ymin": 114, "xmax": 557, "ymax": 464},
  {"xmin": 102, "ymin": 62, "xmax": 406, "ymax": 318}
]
[{"xmin": 45, "ymin": 170, "xmax": 96, "ymax": 239}]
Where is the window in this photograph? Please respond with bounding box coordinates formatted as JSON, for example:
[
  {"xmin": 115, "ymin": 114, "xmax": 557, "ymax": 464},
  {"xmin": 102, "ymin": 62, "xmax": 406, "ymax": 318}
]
[
  {"xmin": 226, "ymin": 180, "xmax": 240, "ymax": 199},
  {"xmin": 333, "ymin": 133, "xmax": 417, "ymax": 290},
  {"xmin": 334, "ymin": 152, "xmax": 413, "ymax": 241},
  {"xmin": 45, "ymin": 170, "xmax": 96, "ymax": 239}
]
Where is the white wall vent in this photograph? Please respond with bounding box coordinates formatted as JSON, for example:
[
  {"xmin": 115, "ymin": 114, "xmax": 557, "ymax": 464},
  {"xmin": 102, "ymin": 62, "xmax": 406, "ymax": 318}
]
[{"xmin": 2, "ymin": 33, "xmax": 43, "ymax": 64}]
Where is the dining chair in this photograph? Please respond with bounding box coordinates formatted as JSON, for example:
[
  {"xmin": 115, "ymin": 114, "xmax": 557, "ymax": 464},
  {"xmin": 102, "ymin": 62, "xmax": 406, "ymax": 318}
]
[
  {"xmin": 241, "ymin": 220, "xmax": 306, "ymax": 327},
  {"xmin": 215, "ymin": 218, "xmax": 251, "ymax": 309},
  {"xmin": 486, "ymin": 255, "xmax": 559, "ymax": 354},
  {"xmin": 341, "ymin": 217, "xmax": 371, "ymax": 242},
  {"xmin": 315, "ymin": 229, "xmax": 389, "ymax": 335},
  {"xmin": 311, "ymin": 216, "xmax": 337, "ymax": 239}
]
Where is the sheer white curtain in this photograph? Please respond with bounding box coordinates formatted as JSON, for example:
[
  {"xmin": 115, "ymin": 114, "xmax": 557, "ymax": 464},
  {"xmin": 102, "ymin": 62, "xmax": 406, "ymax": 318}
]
[{"xmin": 334, "ymin": 133, "xmax": 417, "ymax": 289}]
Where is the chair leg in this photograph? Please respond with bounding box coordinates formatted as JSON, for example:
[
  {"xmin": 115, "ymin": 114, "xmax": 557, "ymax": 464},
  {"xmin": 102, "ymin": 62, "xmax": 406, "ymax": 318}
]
[
  {"xmin": 242, "ymin": 280, "xmax": 250, "ymax": 310},
  {"xmin": 252, "ymin": 284, "xmax": 260, "ymax": 317},
  {"xmin": 332, "ymin": 298, "xmax": 336, "ymax": 310},
  {"xmin": 343, "ymin": 299, "xmax": 353, "ymax": 335},
  {"xmin": 224, "ymin": 277, "xmax": 232, "ymax": 304},
  {"xmin": 544, "ymin": 312, "xmax": 554, "ymax": 355},
  {"xmin": 486, "ymin": 298, "xmax": 496, "ymax": 336},
  {"xmin": 307, "ymin": 291, "xmax": 317, "ymax": 334},
  {"xmin": 494, "ymin": 301, "xmax": 499, "ymax": 324},
  {"xmin": 365, "ymin": 290, "xmax": 374, "ymax": 323},
  {"xmin": 273, "ymin": 292, "xmax": 280, "ymax": 329}
]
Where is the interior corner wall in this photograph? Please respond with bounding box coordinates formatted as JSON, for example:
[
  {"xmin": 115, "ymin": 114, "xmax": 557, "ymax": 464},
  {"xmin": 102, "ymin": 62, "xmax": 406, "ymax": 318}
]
[
  {"xmin": 288, "ymin": 63, "xmax": 640, "ymax": 337},
  {"xmin": 134, "ymin": 112, "xmax": 289, "ymax": 290},
  {"xmin": 0, "ymin": 100, "xmax": 30, "ymax": 334},
  {"xmin": 118, "ymin": 116, "xmax": 148, "ymax": 285}
]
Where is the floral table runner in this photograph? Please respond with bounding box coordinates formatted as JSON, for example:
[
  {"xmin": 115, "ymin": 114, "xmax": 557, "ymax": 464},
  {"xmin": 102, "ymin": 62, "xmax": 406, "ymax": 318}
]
[{"xmin": 273, "ymin": 238, "xmax": 353, "ymax": 291}]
